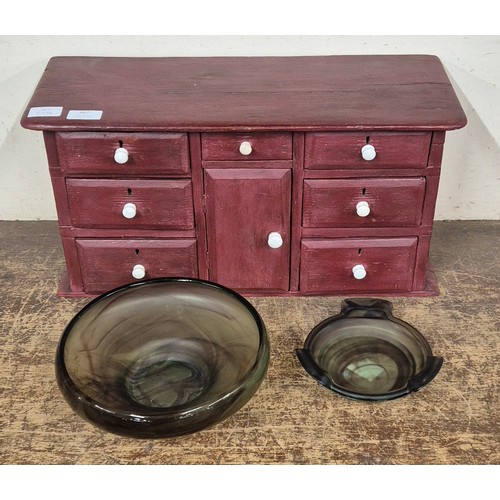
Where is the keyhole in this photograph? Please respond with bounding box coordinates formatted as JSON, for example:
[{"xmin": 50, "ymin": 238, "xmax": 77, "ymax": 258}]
[
  {"xmin": 127, "ymin": 188, "xmax": 132, "ymax": 196},
  {"xmin": 358, "ymin": 248, "xmax": 363, "ymax": 256},
  {"xmin": 135, "ymin": 248, "xmax": 140, "ymax": 255},
  {"xmin": 118, "ymin": 140, "xmax": 124, "ymax": 147},
  {"xmin": 362, "ymin": 187, "xmax": 366, "ymax": 196},
  {"xmin": 365, "ymin": 136, "xmax": 370, "ymax": 144}
]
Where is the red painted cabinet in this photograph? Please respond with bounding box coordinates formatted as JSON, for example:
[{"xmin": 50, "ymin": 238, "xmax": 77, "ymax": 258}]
[{"xmin": 21, "ymin": 55, "xmax": 466, "ymax": 296}]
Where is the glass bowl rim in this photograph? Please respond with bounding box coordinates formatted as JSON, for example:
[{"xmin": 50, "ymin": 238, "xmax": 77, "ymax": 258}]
[
  {"xmin": 55, "ymin": 277, "xmax": 269, "ymax": 420},
  {"xmin": 296, "ymin": 298, "xmax": 442, "ymax": 401}
]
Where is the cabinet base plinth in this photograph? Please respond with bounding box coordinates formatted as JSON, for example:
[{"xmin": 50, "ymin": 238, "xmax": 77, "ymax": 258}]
[{"xmin": 56, "ymin": 268, "xmax": 439, "ymax": 299}]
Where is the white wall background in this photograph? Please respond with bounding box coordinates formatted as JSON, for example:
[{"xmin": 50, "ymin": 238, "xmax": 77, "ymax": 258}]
[{"xmin": 1, "ymin": 35, "xmax": 499, "ymax": 220}]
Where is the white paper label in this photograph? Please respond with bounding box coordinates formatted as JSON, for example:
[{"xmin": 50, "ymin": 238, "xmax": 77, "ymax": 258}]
[
  {"xmin": 67, "ymin": 110, "xmax": 103, "ymax": 120},
  {"xmin": 27, "ymin": 106, "xmax": 63, "ymax": 118}
]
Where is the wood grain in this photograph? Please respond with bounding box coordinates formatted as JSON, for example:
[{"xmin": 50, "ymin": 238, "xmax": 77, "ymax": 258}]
[
  {"xmin": 66, "ymin": 179, "xmax": 194, "ymax": 230},
  {"xmin": 201, "ymin": 132, "xmax": 292, "ymax": 161},
  {"xmin": 300, "ymin": 237, "xmax": 418, "ymax": 293},
  {"xmin": 76, "ymin": 238, "xmax": 198, "ymax": 293},
  {"xmin": 302, "ymin": 177, "xmax": 426, "ymax": 228},
  {"xmin": 304, "ymin": 132, "xmax": 432, "ymax": 169},
  {"xmin": 22, "ymin": 56, "xmax": 467, "ymax": 298},
  {"xmin": 21, "ymin": 56, "xmax": 467, "ymax": 132},
  {"xmin": 56, "ymin": 132, "xmax": 190, "ymax": 176},
  {"xmin": 204, "ymin": 169, "xmax": 291, "ymax": 291}
]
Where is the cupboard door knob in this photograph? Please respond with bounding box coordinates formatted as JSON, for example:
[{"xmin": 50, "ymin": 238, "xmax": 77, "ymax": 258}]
[
  {"xmin": 132, "ymin": 264, "xmax": 146, "ymax": 280},
  {"xmin": 122, "ymin": 202, "xmax": 137, "ymax": 219},
  {"xmin": 267, "ymin": 232, "xmax": 283, "ymax": 249},
  {"xmin": 352, "ymin": 264, "xmax": 367, "ymax": 280},
  {"xmin": 239, "ymin": 141, "xmax": 253, "ymax": 156},
  {"xmin": 361, "ymin": 144, "xmax": 376, "ymax": 161},
  {"xmin": 356, "ymin": 200, "xmax": 371, "ymax": 217},
  {"xmin": 114, "ymin": 147, "xmax": 129, "ymax": 164}
]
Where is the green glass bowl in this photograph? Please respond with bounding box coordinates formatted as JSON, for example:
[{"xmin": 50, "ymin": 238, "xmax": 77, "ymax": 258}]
[
  {"xmin": 297, "ymin": 298, "xmax": 443, "ymax": 401},
  {"xmin": 55, "ymin": 278, "xmax": 270, "ymax": 438}
]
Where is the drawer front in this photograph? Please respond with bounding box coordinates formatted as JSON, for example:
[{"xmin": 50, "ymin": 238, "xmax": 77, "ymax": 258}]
[
  {"xmin": 76, "ymin": 239, "xmax": 198, "ymax": 293},
  {"xmin": 201, "ymin": 132, "xmax": 292, "ymax": 161},
  {"xmin": 300, "ymin": 237, "xmax": 417, "ymax": 293},
  {"xmin": 66, "ymin": 179, "xmax": 194, "ymax": 229},
  {"xmin": 303, "ymin": 177, "xmax": 426, "ymax": 228},
  {"xmin": 56, "ymin": 132, "xmax": 190, "ymax": 176},
  {"xmin": 305, "ymin": 132, "xmax": 431, "ymax": 169}
]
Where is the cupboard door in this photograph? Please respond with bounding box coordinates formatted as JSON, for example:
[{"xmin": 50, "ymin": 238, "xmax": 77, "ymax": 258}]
[{"xmin": 204, "ymin": 169, "xmax": 291, "ymax": 291}]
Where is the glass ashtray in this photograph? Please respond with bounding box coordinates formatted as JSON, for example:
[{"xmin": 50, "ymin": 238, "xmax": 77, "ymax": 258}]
[{"xmin": 296, "ymin": 298, "xmax": 443, "ymax": 401}]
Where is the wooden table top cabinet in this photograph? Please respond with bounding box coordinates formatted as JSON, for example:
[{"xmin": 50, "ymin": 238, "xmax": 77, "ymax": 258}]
[{"xmin": 21, "ymin": 55, "xmax": 467, "ymax": 297}]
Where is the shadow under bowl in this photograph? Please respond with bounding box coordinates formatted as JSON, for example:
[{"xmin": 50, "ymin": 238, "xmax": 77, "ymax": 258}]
[
  {"xmin": 297, "ymin": 298, "xmax": 443, "ymax": 401},
  {"xmin": 55, "ymin": 278, "xmax": 270, "ymax": 438}
]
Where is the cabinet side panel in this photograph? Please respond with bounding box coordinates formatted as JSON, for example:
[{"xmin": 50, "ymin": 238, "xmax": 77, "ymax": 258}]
[
  {"xmin": 421, "ymin": 132, "xmax": 445, "ymax": 226},
  {"xmin": 43, "ymin": 132, "xmax": 83, "ymax": 293}
]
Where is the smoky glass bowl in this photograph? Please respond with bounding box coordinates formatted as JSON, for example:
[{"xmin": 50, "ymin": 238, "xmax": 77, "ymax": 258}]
[
  {"xmin": 297, "ymin": 298, "xmax": 443, "ymax": 401},
  {"xmin": 55, "ymin": 278, "xmax": 270, "ymax": 438}
]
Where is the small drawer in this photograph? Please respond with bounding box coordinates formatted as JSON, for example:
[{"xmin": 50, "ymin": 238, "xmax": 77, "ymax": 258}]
[
  {"xmin": 300, "ymin": 237, "xmax": 417, "ymax": 293},
  {"xmin": 303, "ymin": 177, "xmax": 426, "ymax": 228},
  {"xmin": 56, "ymin": 132, "xmax": 190, "ymax": 176},
  {"xmin": 201, "ymin": 132, "xmax": 292, "ymax": 161},
  {"xmin": 76, "ymin": 239, "xmax": 198, "ymax": 293},
  {"xmin": 305, "ymin": 132, "xmax": 431, "ymax": 169},
  {"xmin": 66, "ymin": 179, "xmax": 194, "ymax": 229}
]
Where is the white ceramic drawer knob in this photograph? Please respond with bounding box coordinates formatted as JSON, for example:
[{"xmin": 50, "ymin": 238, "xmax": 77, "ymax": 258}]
[
  {"xmin": 114, "ymin": 147, "xmax": 129, "ymax": 164},
  {"xmin": 132, "ymin": 264, "xmax": 146, "ymax": 280},
  {"xmin": 122, "ymin": 202, "xmax": 137, "ymax": 219},
  {"xmin": 356, "ymin": 201, "xmax": 371, "ymax": 217},
  {"xmin": 361, "ymin": 144, "xmax": 376, "ymax": 161},
  {"xmin": 239, "ymin": 141, "xmax": 253, "ymax": 156},
  {"xmin": 352, "ymin": 264, "xmax": 367, "ymax": 280},
  {"xmin": 267, "ymin": 232, "xmax": 283, "ymax": 249}
]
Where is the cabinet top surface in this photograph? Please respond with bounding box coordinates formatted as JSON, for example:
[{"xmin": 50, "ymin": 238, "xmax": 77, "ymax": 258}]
[{"xmin": 21, "ymin": 55, "xmax": 467, "ymax": 132}]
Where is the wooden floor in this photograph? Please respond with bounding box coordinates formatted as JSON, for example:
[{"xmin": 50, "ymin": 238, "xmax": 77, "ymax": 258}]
[{"xmin": 0, "ymin": 220, "xmax": 498, "ymax": 464}]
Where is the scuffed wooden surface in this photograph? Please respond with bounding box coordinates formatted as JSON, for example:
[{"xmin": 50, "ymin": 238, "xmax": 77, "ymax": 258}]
[{"xmin": 0, "ymin": 221, "xmax": 498, "ymax": 464}]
